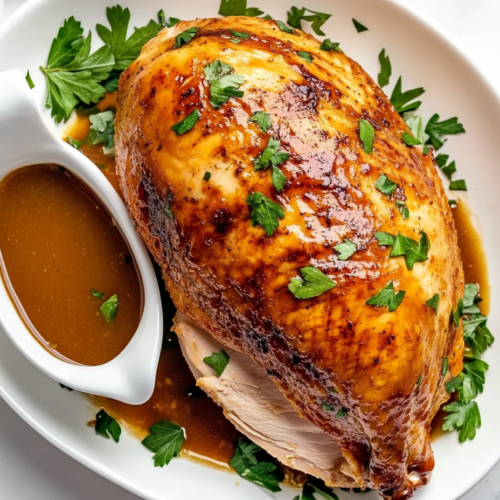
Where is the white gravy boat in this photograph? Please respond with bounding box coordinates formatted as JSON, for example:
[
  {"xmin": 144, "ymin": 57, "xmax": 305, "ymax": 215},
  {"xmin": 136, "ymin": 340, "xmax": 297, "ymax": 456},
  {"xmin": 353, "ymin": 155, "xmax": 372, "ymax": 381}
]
[{"xmin": 0, "ymin": 69, "xmax": 163, "ymax": 404}]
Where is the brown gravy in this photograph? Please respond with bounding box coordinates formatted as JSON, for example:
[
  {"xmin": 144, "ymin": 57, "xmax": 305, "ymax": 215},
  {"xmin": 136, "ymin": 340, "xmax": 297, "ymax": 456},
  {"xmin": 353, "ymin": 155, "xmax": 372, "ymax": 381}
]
[
  {"xmin": 65, "ymin": 97, "xmax": 490, "ymax": 461},
  {"xmin": 0, "ymin": 164, "xmax": 142, "ymax": 366}
]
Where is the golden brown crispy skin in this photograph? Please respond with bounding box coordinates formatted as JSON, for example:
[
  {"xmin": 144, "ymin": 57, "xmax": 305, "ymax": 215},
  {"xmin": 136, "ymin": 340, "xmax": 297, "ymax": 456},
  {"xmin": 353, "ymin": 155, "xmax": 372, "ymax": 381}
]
[{"xmin": 115, "ymin": 17, "xmax": 464, "ymax": 499}]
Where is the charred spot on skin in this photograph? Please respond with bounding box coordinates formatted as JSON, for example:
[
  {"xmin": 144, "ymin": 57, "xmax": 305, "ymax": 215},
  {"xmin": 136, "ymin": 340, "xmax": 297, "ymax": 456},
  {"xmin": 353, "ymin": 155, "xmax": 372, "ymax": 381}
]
[
  {"xmin": 181, "ymin": 88, "xmax": 195, "ymax": 99},
  {"xmin": 211, "ymin": 208, "xmax": 233, "ymax": 234},
  {"xmin": 150, "ymin": 87, "xmax": 156, "ymax": 97}
]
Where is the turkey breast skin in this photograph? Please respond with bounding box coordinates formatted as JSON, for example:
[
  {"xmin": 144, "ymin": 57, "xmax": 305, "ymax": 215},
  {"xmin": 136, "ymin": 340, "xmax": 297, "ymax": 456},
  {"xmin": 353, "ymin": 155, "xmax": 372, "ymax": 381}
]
[{"xmin": 115, "ymin": 16, "xmax": 464, "ymax": 499}]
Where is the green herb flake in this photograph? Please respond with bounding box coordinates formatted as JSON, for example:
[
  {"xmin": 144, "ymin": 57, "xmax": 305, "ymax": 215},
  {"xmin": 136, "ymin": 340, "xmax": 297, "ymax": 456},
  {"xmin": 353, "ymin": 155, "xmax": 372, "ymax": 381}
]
[
  {"xmin": 175, "ymin": 27, "xmax": 199, "ymax": 48},
  {"xmin": 366, "ymin": 281, "xmax": 405, "ymax": 312},
  {"xmin": 334, "ymin": 239, "xmax": 357, "ymax": 260},
  {"xmin": 249, "ymin": 111, "xmax": 272, "ymax": 133},
  {"xmin": 271, "ymin": 166, "xmax": 287, "ymax": 192},
  {"xmin": 67, "ymin": 136, "xmax": 82, "ymax": 150},
  {"xmin": 359, "ymin": 119, "xmax": 375, "ymax": 154},
  {"xmin": 203, "ymin": 350, "xmax": 229, "ymax": 377},
  {"xmin": 203, "ymin": 60, "xmax": 245, "ymax": 109},
  {"xmin": 230, "ymin": 38, "xmax": 241, "ymax": 44},
  {"xmin": 26, "ymin": 70, "xmax": 35, "ymax": 89},
  {"xmin": 321, "ymin": 401, "xmax": 332, "ymax": 411},
  {"xmin": 230, "ymin": 437, "xmax": 283, "ymax": 492},
  {"xmin": 442, "ymin": 356, "xmax": 448, "ymax": 376},
  {"xmin": 91, "ymin": 289, "xmax": 105, "ymax": 298},
  {"xmin": 336, "ymin": 408, "xmax": 348, "ymax": 418},
  {"xmin": 320, "ymin": 39, "xmax": 341, "ymax": 52},
  {"xmin": 390, "ymin": 77, "xmax": 425, "ymax": 115},
  {"xmin": 255, "ymin": 137, "xmax": 289, "ymax": 171},
  {"xmin": 443, "ymin": 401, "xmax": 481, "ymax": 443},
  {"xmin": 288, "ymin": 266, "xmax": 336, "ymax": 300},
  {"xmin": 449, "ymin": 179, "xmax": 467, "ymax": 191},
  {"xmin": 302, "ymin": 483, "xmax": 340, "ymax": 500},
  {"xmin": 352, "ymin": 18, "xmax": 368, "ymax": 33},
  {"xmin": 441, "ymin": 160, "xmax": 457, "ymax": 179},
  {"xmin": 405, "ymin": 115, "xmax": 430, "ymax": 147},
  {"xmin": 402, "ymin": 131, "xmax": 421, "ymax": 147},
  {"xmin": 286, "ymin": 7, "xmax": 331, "ymax": 36},
  {"xmin": 297, "ymin": 51, "xmax": 313, "ymax": 63},
  {"xmin": 391, "ymin": 232, "xmax": 430, "ymax": 270},
  {"xmin": 95, "ymin": 409, "xmax": 121, "ymax": 443},
  {"xmin": 141, "ymin": 419, "xmax": 185, "ymax": 467},
  {"xmin": 247, "ymin": 192, "xmax": 285, "ymax": 236},
  {"xmin": 157, "ymin": 10, "xmax": 180, "ymax": 28},
  {"xmin": 171, "ymin": 109, "xmax": 200, "ymax": 135},
  {"xmin": 378, "ymin": 49, "xmax": 392, "ymax": 88},
  {"xmin": 230, "ymin": 30, "xmax": 250, "ymax": 39},
  {"xmin": 426, "ymin": 294, "xmax": 440, "ymax": 312},
  {"xmin": 164, "ymin": 192, "xmax": 174, "ymax": 220},
  {"xmin": 395, "ymin": 200, "xmax": 410, "ymax": 219},
  {"xmin": 100, "ymin": 294, "xmax": 118, "ymax": 322},
  {"xmin": 375, "ymin": 231, "xmax": 396, "ymax": 247},
  {"xmin": 375, "ymin": 173, "xmax": 397, "ymax": 196},
  {"xmin": 96, "ymin": 6, "xmax": 160, "ymax": 71},
  {"xmin": 203, "ymin": 171, "xmax": 212, "ymax": 182},
  {"xmin": 435, "ymin": 153, "xmax": 449, "ymax": 168},
  {"xmin": 425, "ymin": 113, "xmax": 465, "ymax": 150},
  {"xmin": 218, "ymin": 0, "xmax": 263, "ymax": 17},
  {"xmin": 40, "ymin": 17, "xmax": 115, "ymax": 123},
  {"xmin": 276, "ymin": 20, "xmax": 295, "ymax": 33}
]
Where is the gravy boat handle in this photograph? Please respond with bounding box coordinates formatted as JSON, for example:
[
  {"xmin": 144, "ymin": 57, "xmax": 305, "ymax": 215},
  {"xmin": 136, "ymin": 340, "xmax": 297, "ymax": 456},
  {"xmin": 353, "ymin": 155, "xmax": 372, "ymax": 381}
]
[{"xmin": 0, "ymin": 69, "xmax": 163, "ymax": 404}]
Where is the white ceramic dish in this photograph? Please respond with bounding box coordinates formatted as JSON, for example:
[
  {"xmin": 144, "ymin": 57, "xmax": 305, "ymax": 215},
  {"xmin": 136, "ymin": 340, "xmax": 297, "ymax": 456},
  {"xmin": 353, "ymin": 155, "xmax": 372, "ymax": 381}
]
[
  {"xmin": 0, "ymin": 0, "xmax": 499, "ymax": 499},
  {"xmin": 0, "ymin": 69, "xmax": 163, "ymax": 405}
]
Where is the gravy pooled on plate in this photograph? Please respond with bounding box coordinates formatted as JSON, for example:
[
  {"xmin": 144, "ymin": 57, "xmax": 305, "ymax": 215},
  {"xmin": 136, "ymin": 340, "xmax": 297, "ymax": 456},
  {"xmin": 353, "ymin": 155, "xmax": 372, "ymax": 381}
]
[{"xmin": 0, "ymin": 164, "xmax": 142, "ymax": 366}]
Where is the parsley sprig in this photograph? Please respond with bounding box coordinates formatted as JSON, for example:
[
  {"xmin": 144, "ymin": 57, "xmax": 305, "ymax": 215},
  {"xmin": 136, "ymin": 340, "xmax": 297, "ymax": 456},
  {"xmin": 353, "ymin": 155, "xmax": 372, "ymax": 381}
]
[
  {"xmin": 390, "ymin": 77, "xmax": 425, "ymax": 115},
  {"xmin": 142, "ymin": 419, "xmax": 185, "ymax": 467},
  {"xmin": 289, "ymin": 267, "xmax": 336, "ymax": 299},
  {"xmin": 203, "ymin": 60, "xmax": 245, "ymax": 108},
  {"xmin": 95, "ymin": 409, "xmax": 121, "ymax": 443},
  {"xmin": 375, "ymin": 231, "xmax": 430, "ymax": 270},
  {"xmin": 366, "ymin": 281, "xmax": 405, "ymax": 312},
  {"xmin": 218, "ymin": 0, "xmax": 264, "ymax": 17},
  {"xmin": 247, "ymin": 192, "xmax": 285, "ymax": 236},
  {"xmin": 286, "ymin": 6, "xmax": 332, "ymax": 36},
  {"xmin": 254, "ymin": 138, "xmax": 289, "ymax": 191}
]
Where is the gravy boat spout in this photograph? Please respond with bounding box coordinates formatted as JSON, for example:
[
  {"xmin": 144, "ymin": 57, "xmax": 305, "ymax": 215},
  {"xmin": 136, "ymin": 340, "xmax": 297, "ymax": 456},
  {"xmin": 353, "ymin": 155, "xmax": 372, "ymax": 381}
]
[{"xmin": 0, "ymin": 69, "xmax": 162, "ymax": 405}]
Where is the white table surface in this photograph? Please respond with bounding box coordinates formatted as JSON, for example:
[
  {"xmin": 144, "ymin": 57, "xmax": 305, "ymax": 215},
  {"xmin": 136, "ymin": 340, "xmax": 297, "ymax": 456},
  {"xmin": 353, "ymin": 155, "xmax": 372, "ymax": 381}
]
[{"xmin": 1, "ymin": 0, "xmax": 500, "ymax": 498}]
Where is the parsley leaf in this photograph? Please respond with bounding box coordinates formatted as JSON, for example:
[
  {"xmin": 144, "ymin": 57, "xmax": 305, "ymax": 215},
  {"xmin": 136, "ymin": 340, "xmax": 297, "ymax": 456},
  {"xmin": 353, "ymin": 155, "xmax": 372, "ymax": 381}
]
[
  {"xmin": 26, "ymin": 70, "xmax": 35, "ymax": 89},
  {"xmin": 142, "ymin": 419, "xmax": 185, "ymax": 467},
  {"xmin": 96, "ymin": 6, "xmax": 159, "ymax": 71},
  {"xmin": 449, "ymin": 179, "xmax": 467, "ymax": 191},
  {"xmin": 334, "ymin": 239, "xmax": 357, "ymax": 260},
  {"xmin": 218, "ymin": 0, "xmax": 263, "ymax": 16},
  {"xmin": 230, "ymin": 437, "xmax": 283, "ymax": 492},
  {"xmin": 375, "ymin": 173, "xmax": 397, "ymax": 196},
  {"xmin": 100, "ymin": 294, "xmax": 118, "ymax": 322},
  {"xmin": 463, "ymin": 283, "xmax": 480, "ymax": 311},
  {"xmin": 366, "ymin": 281, "xmax": 405, "ymax": 312},
  {"xmin": 249, "ymin": 111, "xmax": 272, "ymax": 133},
  {"xmin": 448, "ymin": 358, "xmax": 489, "ymax": 403},
  {"xmin": 203, "ymin": 350, "xmax": 229, "ymax": 376},
  {"xmin": 359, "ymin": 119, "xmax": 375, "ymax": 154},
  {"xmin": 175, "ymin": 27, "xmax": 199, "ymax": 48},
  {"xmin": 402, "ymin": 132, "xmax": 421, "ymax": 147},
  {"xmin": 425, "ymin": 113, "xmax": 465, "ymax": 150},
  {"xmin": 302, "ymin": 481, "xmax": 340, "ymax": 500},
  {"xmin": 95, "ymin": 409, "xmax": 121, "ymax": 443},
  {"xmin": 378, "ymin": 49, "xmax": 391, "ymax": 88},
  {"xmin": 91, "ymin": 289, "xmax": 105, "ymax": 298},
  {"xmin": 443, "ymin": 401, "xmax": 481, "ymax": 443},
  {"xmin": 203, "ymin": 59, "xmax": 233, "ymax": 84},
  {"xmin": 442, "ymin": 356, "xmax": 448, "ymax": 376},
  {"xmin": 286, "ymin": 7, "xmax": 331, "ymax": 36},
  {"xmin": 203, "ymin": 171, "xmax": 212, "ymax": 182},
  {"xmin": 320, "ymin": 39, "xmax": 341, "ymax": 52},
  {"xmin": 435, "ymin": 153, "xmax": 449, "ymax": 168},
  {"xmin": 272, "ymin": 166, "xmax": 287, "ymax": 192},
  {"xmin": 395, "ymin": 200, "xmax": 410, "ymax": 219},
  {"xmin": 390, "ymin": 77, "xmax": 425, "ymax": 114},
  {"xmin": 203, "ymin": 60, "xmax": 245, "ymax": 108},
  {"xmin": 375, "ymin": 231, "xmax": 395, "ymax": 246},
  {"xmin": 247, "ymin": 192, "xmax": 285, "ymax": 236},
  {"xmin": 276, "ymin": 20, "xmax": 295, "ymax": 33},
  {"xmin": 352, "ymin": 19, "xmax": 368, "ymax": 33},
  {"xmin": 405, "ymin": 116, "xmax": 429, "ymax": 150},
  {"xmin": 426, "ymin": 294, "xmax": 439, "ymax": 312},
  {"xmin": 171, "ymin": 109, "xmax": 200, "ymax": 135},
  {"xmin": 389, "ymin": 232, "xmax": 430, "ymax": 270},
  {"xmin": 441, "ymin": 160, "xmax": 457, "ymax": 179},
  {"xmin": 67, "ymin": 136, "xmax": 82, "ymax": 149},
  {"xmin": 297, "ymin": 51, "xmax": 313, "ymax": 63},
  {"xmin": 254, "ymin": 137, "xmax": 289, "ymax": 171},
  {"xmin": 88, "ymin": 110, "xmax": 115, "ymax": 154},
  {"xmin": 158, "ymin": 10, "xmax": 180, "ymax": 28},
  {"xmin": 463, "ymin": 314, "xmax": 494, "ymax": 357},
  {"xmin": 288, "ymin": 267, "xmax": 336, "ymax": 300},
  {"xmin": 40, "ymin": 17, "xmax": 115, "ymax": 123},
  {"xmin": 231, "ymin": 30, "xmax": 250, "ymax": 39},
  {"xmin": 336, "ymin": 408, "xmax": 348, "ymax": 418}
]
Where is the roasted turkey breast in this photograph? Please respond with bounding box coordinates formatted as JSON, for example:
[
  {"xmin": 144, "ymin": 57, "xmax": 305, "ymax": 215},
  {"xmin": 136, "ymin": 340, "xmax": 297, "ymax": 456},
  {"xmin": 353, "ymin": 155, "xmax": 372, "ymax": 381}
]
[{"xmin": 115, "ymin": 16, "xmax": 464, "ymax": 499}]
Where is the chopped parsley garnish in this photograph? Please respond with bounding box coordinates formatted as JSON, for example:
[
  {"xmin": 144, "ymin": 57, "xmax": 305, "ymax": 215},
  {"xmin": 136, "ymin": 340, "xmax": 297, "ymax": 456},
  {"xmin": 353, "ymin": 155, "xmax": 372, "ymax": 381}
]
[
  {"xmin": 321, "ymin": 401, "xmax": 332, "ymax": 411},
  {"xmin": 375, "ymin": 173, "xmax": 397, "ymax": 196},
  {"xmin": 402, "ymin": 131, "xmax": 421, "ymax": 146},
  {"xmin": 255, "ymin": 137, "xmax": 289, "ymax": 170},
  {"xmin": 25, "ymin": 70, "xmax": 35, "ymax": 89},
  {"xmin": 249, "ymin": 111, "xmax": 272, "ymax": 133},
  {"xmin": 218, "ymin": 0, "xmax": 264, "ymax": 16},
  {"xmin": 175, "ymin": 27, "xmax": 198, "ymax": 48},
  {"xmin": 164, "ymin": 192, "xmax": 174, "ymax": 220},
  {"xmin": 463, "ymin": 315, "xmax": 494, "ymax": 358},
  {"xmin": 448, "ymin": 199, "xmax": 457, "ymax": 206},
  {"xmin": 40, "ymin": 17, "xmax": 114, "ymax": 123},
  {"xmin": 230, "ymin": 30, "xmax": 250, "ymax": 39},
  {"xmin": 435, "ymin": 153, "xmax": 449, "ymax": 167},
  {"xmin": 100, "ymin": 294, "xmax": 118, "ymax": 322},
  {"xmin": 443, "ymin": 401, "xmax": 481, "ymax": 443},
  {"xmin": 203, "ymin": 350, "xmax": 229, "ymax": 376},
  {"xmin": 447, "ymin": 358, "xmax": 489, "ymax": 401},
  {"xmin": 95, "ymin": 409, "xmax": 121, "ymax": 443},
  {"xmin": 441, "ymin": 160, "xmax": 457, "ymax": 179},
  {"xmin": 96, "ymin": 6, "xmax": 159, "ymax": 71},
  {"xmin": 359, "ymin": 119, "xmax": 375, "ymax": 154},
  {"xmin": 390, "ymin": 77, "xmax": 425, "ymax": 114},
  {"xmin": 302, "ymin": 482, "xmax": 339, "ymax": 500},
  {"xmin": 272, "ymin": 166, "xmax": 287, "ymax": 192},
  {"xmin": 425, "ymin": 113, "xmax": 465, "ymax": 150},
  {"xmin": 276, "ymin": 20, "xmax": 295, "ymax": 33},
  {"xmin": 141, "ymin": 419, "xmax": 185, "ymax": 467},
  {"xmin": 426, "ymin": 294, "xmax": 440, "ymax": 312},
  {"xmin": 377, "ymin": 49, "xmax": 391, "ymax": 88},
  {"xmin": 380, "ymin": 231, "xmax": 430, "ymax": 270},
  {"xmin": 395, "ymin": 200, "xmax": 410, "ymax": 219},
  {"xmin": 366, "ymin": 281, "xmax": 405, "ymax": 312},
  {"xmin": 288, "ymin": 267, "xmax": 336, "ymax": 300},
  {"xmin": 442, "ymin": 356, "xmax": 448, "ymax": 376},
  {"xmin": 297, "ymin": 51, "xmax": 313, "ymax": 63},
  {"xmin": 375, "ymin": 231, "xmax": 395, "ymax": 246},
  {"xmin": 67, "ymin": 137, "xmax": 82, "ymax": 150},
  {"xmin": 352, "ymin": 19, "xmax": 368, "ymax": 33},
  {"xmin": 91, "ymin": 289, "xmax": 105, "ymax": 298},
  {"xmin": 405, "ymin": 115, "xmax": 429, "ymax": 152},
  {"xmin": 229, "ymin": 437, "xmax": 283, "ymax": 492},
  {"xmin": 88, "ymin": 110, "xmax": 115, "ymax": 155},
  {"xmin": 203, "ymin": 171, "xmax": 212, "ymax": 182},
  {"xmin": 246, "ymin": 192, "xmax": 285, "ymax": 236},
  {"xmin": 285, "ymin": 7, "xmax": 331, "ymax": 36},
  {"xmin": 171, "ymin": 109, "xmax": 200, "ymax": 135},
  {"xmin": 230, "ymin": 38, "xmax": 241, "ymax": 44},
  {"xmin": 449, "ymin": 179, "xmax": 467, "ymax": 191},
  {"xmin": 203, "ymin": 60, "xmax": 245, "ymax": 109},
  {"xmin": 320, "ymin": 39, "xmax": 341, "ymax": 52},
  {"xmin": 157, "ymin": 10, "xmax": 180, "ymax": 28},
  {"xmin": 334, "ymin": 239, "xmax": 357, "ymax": 260},
  {"xmin": 336, "ymin": 408, "xmax": 348, "ymax": 418}
]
